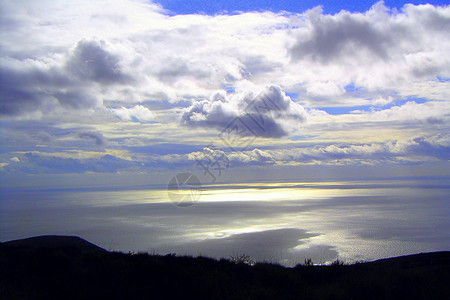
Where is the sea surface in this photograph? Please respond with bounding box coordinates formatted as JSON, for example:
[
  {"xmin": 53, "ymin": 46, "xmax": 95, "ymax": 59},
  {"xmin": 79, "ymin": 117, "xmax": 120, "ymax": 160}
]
[{"xmin": 1, "ymin": 178, "xmax": 449, "ymax": 266}]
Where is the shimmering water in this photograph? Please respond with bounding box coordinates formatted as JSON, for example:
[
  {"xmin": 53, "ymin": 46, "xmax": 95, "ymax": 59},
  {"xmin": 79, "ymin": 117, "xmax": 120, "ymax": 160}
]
[{"xmin": 1, "ymin": 179, "xmax": 449, "ymax": 266}]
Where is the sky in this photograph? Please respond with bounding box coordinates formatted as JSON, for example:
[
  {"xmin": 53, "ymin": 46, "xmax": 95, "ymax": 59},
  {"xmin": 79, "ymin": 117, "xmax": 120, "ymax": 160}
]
[{"xmin": 0, "ymin": 0, "xmax": 449, "ymax": 189}]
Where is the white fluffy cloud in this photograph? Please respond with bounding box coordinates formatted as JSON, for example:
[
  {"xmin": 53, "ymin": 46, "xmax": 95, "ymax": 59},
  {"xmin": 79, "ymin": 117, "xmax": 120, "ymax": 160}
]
[
  {"xmin": 186, "ymin": 133, "xmax": 450, "ymax": 167},
  {"xmin": 287, "ymin": 2, "xmax": 450, "ymax": 99},
  {"xmin": 110, "ymin": 105, "xmax": 154, "ymax": 122},
  {"xmin": 181, "ymin": 85, "xmax": 308, "ymax": 138},
  {"xmin": 370, "ymin": 101, "xmax": 449, "ymax": 123},
  {"xmin": 0, "ymin": 0, "xmax": 449, "ymax": 177},
  {"xmin": 1, "ymin": 0, "xmax": 449, "ymax": 116}
]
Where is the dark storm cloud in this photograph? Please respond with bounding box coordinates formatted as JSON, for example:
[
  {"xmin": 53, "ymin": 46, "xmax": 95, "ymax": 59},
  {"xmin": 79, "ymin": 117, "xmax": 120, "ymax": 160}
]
[
  {"xmin": 66, "ymin": 40, "xmax": 131, "ymax": 84},
  {"xmin": 291, "ymin": 9, "xmax": 395, "ymax": 63},
  {"xmin": 0, "ymin": 39, "xmax": 130, "ymax": 117},
  {"xmin": 78, "ymin": 131, "xmax": 107, "ymax": 146},
  {"xmin": 289, "ymin": 4, "xmax": 450, "ymax": 67},
  {"xmin": 54, "ymin": 91, "xmax": 100, "ymax": 109},
  {"xmin": 0, "ymin": 65, "xmax": 68, "ymax": 115},
  {"xmin": 0, "ymin": 63, "xmax": 94, "ymax": 116}
]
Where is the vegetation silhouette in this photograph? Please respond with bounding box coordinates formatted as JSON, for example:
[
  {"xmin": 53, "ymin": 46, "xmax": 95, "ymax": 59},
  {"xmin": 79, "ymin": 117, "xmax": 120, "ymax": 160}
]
[{"xmin": 1, "ymin": 236, "xmax": 449, "ymax": 299}]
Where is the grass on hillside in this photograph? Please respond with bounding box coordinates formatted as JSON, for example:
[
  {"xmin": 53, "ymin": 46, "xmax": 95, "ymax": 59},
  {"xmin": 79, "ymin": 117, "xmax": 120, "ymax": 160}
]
[{"xmin": 1, "ymin": 242, "xmax": 449, "ymax": 300}]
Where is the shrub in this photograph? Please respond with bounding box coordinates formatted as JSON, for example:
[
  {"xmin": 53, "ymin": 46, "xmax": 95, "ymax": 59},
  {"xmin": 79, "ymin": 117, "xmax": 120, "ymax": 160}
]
[
  {"xmin": 303, "ymin": 258, "xmax": 314, "ymax": 266},
  {"xmin": 229, "ymin": 253, "xmax": 255, "ymax": 266},
  {"xmin": 330, "ymin": 259, "xmax": 346, "ymax": 266}
]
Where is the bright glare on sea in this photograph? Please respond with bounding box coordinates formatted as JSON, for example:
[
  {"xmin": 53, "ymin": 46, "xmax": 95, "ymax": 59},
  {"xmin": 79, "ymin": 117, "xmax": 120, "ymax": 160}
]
[{"xmin": 1, "ymin": 179, "xmax": 448, "ymax": 266}]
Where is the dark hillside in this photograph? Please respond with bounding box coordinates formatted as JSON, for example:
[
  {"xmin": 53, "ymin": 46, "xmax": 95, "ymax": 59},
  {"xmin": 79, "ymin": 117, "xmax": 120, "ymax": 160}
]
[
  {"xmin": 1, "ymin": 236, "xmax": 448, "ymax": 300},
  {"xmin": 3, "ymin": 235, "xmax": 107, "ymax": 253}
]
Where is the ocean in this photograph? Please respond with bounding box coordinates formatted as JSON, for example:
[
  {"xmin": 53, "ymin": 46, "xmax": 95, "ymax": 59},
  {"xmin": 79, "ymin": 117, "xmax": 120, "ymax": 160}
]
[{"xmin": 1, "ymin": 178, "xmax": 449, "ymax": 266}]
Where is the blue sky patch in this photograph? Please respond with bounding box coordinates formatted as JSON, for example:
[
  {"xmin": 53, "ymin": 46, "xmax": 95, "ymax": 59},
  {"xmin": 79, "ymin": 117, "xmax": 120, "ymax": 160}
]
[{"xmin": 156, "ymin": 0, "xmax": 449, "ymax": 15}]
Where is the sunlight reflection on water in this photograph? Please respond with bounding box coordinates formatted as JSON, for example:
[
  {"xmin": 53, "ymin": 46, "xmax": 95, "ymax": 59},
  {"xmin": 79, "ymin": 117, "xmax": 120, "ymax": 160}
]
[{"xmin": 1, "ymin": 180, "xmax": 448, "ymax": 266}]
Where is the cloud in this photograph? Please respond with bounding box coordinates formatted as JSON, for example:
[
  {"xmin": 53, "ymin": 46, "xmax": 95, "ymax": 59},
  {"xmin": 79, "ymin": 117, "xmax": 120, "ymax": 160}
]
[
  {"xmin": 181, "ymin": 85, "xmax": 308, "ymax": 138},
  {"xmin": 2, "ymin": 152, "xmax": 139, "ymax": 174},
  {"xmin": 0, "ymin": 36, "xmax": 138, "ymax": 118},
  {"xmin": 78, "ymin": 131, "xmax": 107, "ymax": 146},
  {"xmin": 2, "ymin": 132, "xmax": 448, "ymax": 175},
  {"xmin": 287, "ymin": 2, "xmax": 450, "ymax": 103},
  {"xmin": 371, "ymin": 96, "xmax": 394, "ymax": 106},
  {"xmin": 0, "ymin": 0, "xmax": 448, "ymax": 180},
  {"xmin": 0, "ymin": 61, "xmax": 62, "ymax": 115},
  {"xmin": 0, "ymin": 45, "xmax": 107, "ymax": 117},
  {"xmin": 66, "ymin": 40, "xmax": 131, "ymax": 84},
  {"xmin": 184, "ymin": 133, "xmax": 450, "ymax": 167},
  {"xmin": 290, "ymin": 2, "xmax": 450, "ymax": 67},
  {"xmin": 370, "ymin": 101, "xmax": 449, "ymax": 123},
  {"xmin": 1, "ymin": 0, "xmax": 294, "ymax": 113},
  {"xmin": 2, "ymin": 0, "xmax": 449, "ymax": 116},
  {"xmin": 110, "ymin": 105, "xmax": 154, "ymax": 122},
  {"xmin": 290, "ymin": 5, "xmax": 394, "ymax": 63}
]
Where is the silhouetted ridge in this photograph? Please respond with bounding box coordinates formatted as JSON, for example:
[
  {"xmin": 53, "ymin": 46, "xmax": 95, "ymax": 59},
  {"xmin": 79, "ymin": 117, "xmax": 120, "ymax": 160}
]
[
  {"xmin": 1, "ymin": 236, "xmax": 448, "ymax": 299},
  {"xmin": 3, "ymin": 235, "xmax": 107, "ymax": 253}
]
